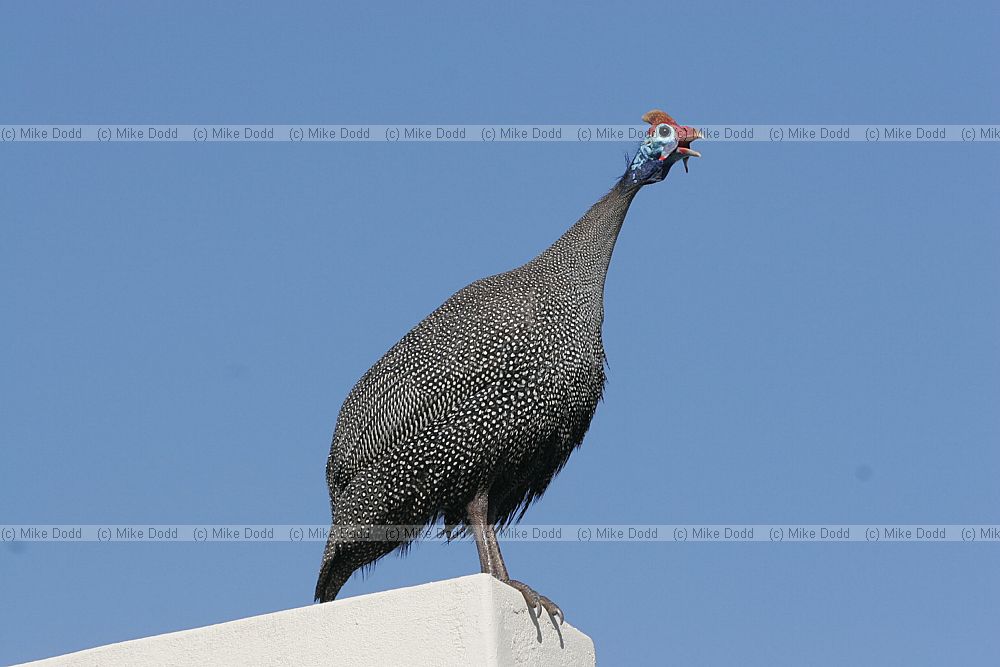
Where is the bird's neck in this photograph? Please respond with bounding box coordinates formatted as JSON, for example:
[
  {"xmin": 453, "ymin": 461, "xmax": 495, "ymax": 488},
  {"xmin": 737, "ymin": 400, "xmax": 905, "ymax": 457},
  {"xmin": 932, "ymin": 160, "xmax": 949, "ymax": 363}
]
[{"xmin": 533, "ymin": 178, "xmax": 641, "ymax": 299}]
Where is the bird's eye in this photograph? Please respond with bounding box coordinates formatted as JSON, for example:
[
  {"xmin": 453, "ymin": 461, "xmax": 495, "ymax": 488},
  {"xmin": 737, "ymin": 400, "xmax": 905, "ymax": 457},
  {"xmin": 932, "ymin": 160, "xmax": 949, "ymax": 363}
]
[{"xmin": 657, "ymin": 125, "xmax": 674, "ymax": 138}]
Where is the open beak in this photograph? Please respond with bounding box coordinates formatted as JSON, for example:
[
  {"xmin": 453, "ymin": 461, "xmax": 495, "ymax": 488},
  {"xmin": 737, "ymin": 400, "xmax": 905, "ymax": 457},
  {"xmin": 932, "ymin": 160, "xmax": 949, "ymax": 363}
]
[{"xmin": 675, "ymin": 126, "xmax": 702, "ymax": 172}]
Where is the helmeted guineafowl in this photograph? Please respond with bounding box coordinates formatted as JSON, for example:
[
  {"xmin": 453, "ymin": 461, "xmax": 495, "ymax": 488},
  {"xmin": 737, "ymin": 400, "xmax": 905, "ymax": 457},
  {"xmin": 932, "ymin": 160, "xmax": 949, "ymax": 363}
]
[{"xmin": 316, "ymin": 109, "xmax": 702, "ymax": 621}]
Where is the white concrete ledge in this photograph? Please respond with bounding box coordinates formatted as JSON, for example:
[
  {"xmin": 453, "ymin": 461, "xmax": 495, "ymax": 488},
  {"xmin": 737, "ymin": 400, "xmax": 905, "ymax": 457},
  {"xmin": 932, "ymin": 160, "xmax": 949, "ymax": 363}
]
[{"xmin": 20, "ymin": 574, "xmax": 595, "ymax": 666}]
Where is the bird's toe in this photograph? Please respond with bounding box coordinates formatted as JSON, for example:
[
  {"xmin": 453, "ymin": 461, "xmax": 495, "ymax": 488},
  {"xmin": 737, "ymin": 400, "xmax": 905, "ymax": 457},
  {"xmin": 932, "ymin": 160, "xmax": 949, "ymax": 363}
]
[
  {"xmin": 538, "ymin": 595, "xmax": 563, "ymax": 625},
  {"xmin": 506, "ymin": 579, "xmax": 563, "ymax": 623},
  {"xmin": 506, "ymin": 579, "xmax": 542, "ymax": 615}
]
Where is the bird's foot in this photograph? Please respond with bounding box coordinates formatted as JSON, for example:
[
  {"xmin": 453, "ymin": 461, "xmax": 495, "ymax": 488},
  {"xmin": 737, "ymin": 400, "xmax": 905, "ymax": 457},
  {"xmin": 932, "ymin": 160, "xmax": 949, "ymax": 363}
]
[{"xmin": 504, "ymin": 579, "xmax": 563, "ymax": 624}]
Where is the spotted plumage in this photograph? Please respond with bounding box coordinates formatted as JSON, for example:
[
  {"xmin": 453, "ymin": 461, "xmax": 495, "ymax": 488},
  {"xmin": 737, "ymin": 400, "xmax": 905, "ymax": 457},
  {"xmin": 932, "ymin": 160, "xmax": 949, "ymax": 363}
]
[{"xmin": 316, "ymin": 110, "xmax": 701, "ymax": 611}]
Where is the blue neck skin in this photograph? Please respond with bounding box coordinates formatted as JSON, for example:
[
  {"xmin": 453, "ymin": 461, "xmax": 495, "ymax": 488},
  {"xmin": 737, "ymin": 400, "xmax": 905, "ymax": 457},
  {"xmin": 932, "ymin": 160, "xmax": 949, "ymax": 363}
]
[{"xmin": 626, "ymin": 147, "xmax": 676, "ymax": 185}]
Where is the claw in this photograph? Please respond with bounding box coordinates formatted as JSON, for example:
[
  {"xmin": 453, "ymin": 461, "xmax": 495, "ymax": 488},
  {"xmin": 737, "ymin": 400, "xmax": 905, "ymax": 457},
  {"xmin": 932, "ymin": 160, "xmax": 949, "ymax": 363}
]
[
  {"xmin": 508, "ymin": 580, "xmax": 540, "ymax": 615},
  {"xmin": 506, "ymin": 579, "xmax": 564, "ymax": 623},
  {"xmin": 539, "ymin": 595, "xmax": 563, "ymax": 625}
]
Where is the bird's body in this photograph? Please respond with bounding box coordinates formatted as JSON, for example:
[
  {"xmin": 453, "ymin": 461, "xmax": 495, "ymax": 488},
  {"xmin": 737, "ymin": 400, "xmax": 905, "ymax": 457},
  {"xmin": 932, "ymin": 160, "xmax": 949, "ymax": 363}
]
[{"xmin": 317, "ymin": 110, "xmax": 702, "ymax": 614}]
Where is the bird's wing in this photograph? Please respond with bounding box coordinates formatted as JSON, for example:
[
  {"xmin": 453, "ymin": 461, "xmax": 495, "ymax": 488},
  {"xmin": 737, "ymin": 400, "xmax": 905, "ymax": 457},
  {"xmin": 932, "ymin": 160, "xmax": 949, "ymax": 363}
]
[{"xmin": 327, "ymin": 274, "xmax": 539, "ymax": 496}]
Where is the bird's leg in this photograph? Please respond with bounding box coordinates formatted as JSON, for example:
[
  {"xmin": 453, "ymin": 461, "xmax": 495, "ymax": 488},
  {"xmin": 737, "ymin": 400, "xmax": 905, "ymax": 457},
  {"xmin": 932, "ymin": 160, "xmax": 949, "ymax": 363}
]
[
  {"xmin": 465, "ymin": 492, "xmax": 563, "ymax": 624},
  {"xmin": 481, "ymin": 520, "xmax": 509, "ymax": 581},
  {"xmin": 466, "ymin": 492, "xmax": 500, "ymax": 576}
]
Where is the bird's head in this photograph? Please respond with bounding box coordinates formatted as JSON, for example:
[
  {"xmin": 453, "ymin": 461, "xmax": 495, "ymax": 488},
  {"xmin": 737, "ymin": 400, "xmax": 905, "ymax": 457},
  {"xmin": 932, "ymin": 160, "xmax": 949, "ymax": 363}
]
[{"xmin": 626, "ymin": 109, "xmax": 702, "ymax": 185}]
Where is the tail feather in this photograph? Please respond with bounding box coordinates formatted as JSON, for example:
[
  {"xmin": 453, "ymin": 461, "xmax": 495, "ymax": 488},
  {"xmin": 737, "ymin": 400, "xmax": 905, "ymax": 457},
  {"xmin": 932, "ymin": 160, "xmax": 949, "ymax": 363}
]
[
  {"xmin": 315, "ymin": 536, "xmax": 413, "ymax": 602},
  {"xmin": 315, "ymin": 552, "xmax": 344, "ymax": 603}
]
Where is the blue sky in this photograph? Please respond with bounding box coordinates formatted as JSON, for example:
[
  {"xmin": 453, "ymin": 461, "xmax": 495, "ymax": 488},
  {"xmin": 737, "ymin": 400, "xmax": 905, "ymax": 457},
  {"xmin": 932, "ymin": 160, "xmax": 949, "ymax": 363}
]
[{"xmin": 2, "ymin": 2, "xmax": 998, "ymax": 664}]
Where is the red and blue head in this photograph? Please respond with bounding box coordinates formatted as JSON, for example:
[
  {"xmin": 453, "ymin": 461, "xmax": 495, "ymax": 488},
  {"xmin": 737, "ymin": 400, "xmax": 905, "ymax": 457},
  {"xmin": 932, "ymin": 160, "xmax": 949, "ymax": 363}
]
[{"xmin": 627, "ymin": 109, "xmax": 702, "ymax": 185}]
